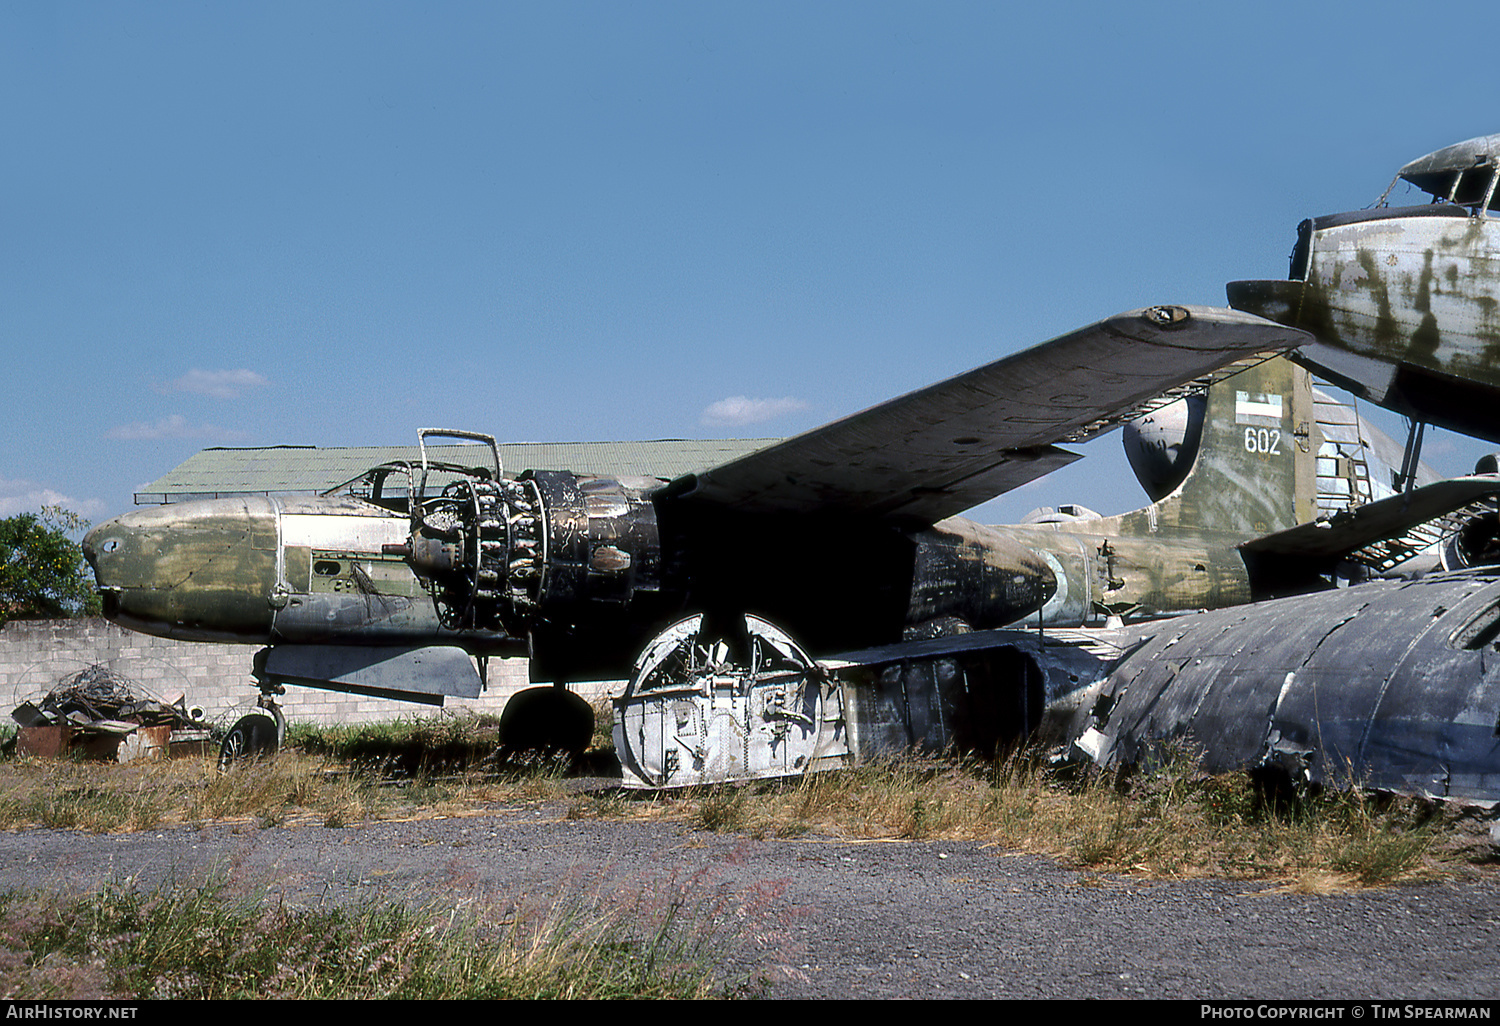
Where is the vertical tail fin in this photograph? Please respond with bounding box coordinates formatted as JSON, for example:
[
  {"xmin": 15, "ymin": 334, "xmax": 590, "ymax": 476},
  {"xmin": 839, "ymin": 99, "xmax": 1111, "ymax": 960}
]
[{"xmin": 1117, "ymin": 355, "xmax": 1315, "ymax": 537}]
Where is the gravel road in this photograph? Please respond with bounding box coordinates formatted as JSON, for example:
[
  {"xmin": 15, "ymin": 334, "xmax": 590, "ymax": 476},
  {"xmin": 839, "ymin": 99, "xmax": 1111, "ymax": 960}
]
[{"xmin": 0, "ymin": 800, "xmax": 1496, "ymax": 1000}]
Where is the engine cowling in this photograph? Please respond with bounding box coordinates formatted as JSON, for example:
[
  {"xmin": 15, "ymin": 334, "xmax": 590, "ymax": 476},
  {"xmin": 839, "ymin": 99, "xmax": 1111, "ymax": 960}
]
[
  {"xmin": 1443, "ymin": 511, "xmax": 1500, "ymax": 570},
  {"xmin": 1440, "ymin": 455, "xmax": 1500, "ymax": 571}
]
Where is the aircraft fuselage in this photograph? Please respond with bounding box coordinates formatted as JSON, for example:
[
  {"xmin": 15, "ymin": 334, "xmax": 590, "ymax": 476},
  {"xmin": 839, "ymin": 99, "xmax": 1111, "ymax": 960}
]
[
  {"xmin": 1230, "ymin": 205, "xmax": 1500, "ymax": 441},
  {"xmin": 82, "ymin": 479, "xmax": 1059, "ymax": 683}
]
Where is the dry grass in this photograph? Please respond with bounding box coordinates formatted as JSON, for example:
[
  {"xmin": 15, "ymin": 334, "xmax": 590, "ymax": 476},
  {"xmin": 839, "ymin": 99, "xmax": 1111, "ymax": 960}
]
[
  {"xmin": 0, "ymin": 870, "xmax": 767, "ymax": 999},
  {"xmin": 0, "ymin": 749, "xmax": 568, "ymax": 833},
  {"xmin": 640, "ymin": 750, "xmax": 1471, "ymax": 887},
  {"xmin": 0, "ymin": 714, "xmax": 1484, "ymax": 889}
]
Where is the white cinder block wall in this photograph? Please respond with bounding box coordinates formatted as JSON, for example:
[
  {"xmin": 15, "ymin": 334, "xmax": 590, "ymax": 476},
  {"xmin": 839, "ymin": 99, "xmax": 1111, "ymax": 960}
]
[{"xmin": 0, "ymin": 619, "xmax": 613, "ymax": 727}]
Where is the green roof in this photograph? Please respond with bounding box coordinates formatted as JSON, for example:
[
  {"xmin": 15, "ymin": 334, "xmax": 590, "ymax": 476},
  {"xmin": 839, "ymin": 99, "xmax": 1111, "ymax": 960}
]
[{"xmin": 134, "ymin": 438, "xmax": 780, "ymax": 504}]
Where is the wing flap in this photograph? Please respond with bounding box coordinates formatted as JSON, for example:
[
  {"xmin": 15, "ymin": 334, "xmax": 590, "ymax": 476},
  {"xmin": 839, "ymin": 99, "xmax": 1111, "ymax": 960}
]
[{"xmin": 675, "ymin": 306, "xmax": 1307, "ymax": 522}]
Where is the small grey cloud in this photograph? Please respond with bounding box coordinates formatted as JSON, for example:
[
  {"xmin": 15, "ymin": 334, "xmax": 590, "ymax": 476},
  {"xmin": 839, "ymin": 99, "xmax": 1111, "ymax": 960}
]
[
  {"xmin": 700, "ymin": 395, "xmax": 810, "ymax": 427},
  {"xmin": 0, "ymin": 476, "xmax": 106, "ymax": 518},
  {"xmin": 106, "ymin": 414, "xmax": 249, "ymax": 442},
  {"xmin": 153, "ymin": 369, "xmax": 269, "ymax": 400}
]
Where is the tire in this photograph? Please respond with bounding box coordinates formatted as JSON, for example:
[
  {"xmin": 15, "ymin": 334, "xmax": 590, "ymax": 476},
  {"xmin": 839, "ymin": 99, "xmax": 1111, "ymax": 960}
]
[
  {"xmin": 497, "ymin": 687, "xmax": 594, "ymax": 755},
  {"xmin": 218, "ymin": 713, "xmax": 279, "ymax": 770}
]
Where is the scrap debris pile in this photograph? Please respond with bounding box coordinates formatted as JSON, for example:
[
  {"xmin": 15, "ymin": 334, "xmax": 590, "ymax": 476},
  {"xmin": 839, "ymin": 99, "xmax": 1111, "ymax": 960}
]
[{"xmin": 10, "ymin": 665, "xmax": 209, "ymax": 760}]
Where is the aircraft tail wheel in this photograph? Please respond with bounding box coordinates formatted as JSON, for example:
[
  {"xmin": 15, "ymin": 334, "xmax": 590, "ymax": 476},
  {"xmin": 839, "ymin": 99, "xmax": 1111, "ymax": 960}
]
[
  {"xmin": 497, "ymin": 686, "xmax": 594, "ymax": 755},
  {"xmin": 613, "ymin": 613, "xmax": 851, "ymax": 788},
  {"xmin": 218, "ymin": 712, "xmax": 279, "ymax": 770}
]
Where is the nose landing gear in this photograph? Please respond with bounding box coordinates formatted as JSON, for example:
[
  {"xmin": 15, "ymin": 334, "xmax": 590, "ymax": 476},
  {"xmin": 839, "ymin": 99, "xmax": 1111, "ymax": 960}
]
[{"xmin": 217, "ymin": 685, "xmax": 286, "ymax": 771}]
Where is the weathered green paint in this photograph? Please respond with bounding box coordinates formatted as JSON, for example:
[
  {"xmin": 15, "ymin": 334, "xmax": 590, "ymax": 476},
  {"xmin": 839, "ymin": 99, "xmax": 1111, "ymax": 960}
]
[
  {"xmin": 1229, "ymin": 204, "xmax": 1500, "ymax": 440},
  {"xmin": 991, "ymin": 357, "xmax": 1313, "ymax": 625},
  {"xmin": 84, "ymin": 357, "xmax": 1348, "ymax": 649},
  {"xmin": 87, "ymin": 498, "xmax": 281, "ymax": 642}
]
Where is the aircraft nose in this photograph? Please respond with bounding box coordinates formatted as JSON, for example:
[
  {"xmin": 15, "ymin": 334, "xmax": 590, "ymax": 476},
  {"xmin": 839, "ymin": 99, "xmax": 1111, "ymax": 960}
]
[
  {"xmin": 82, "ymin": 499, "xmax": 280, "ymax": 643},
  {"xmin": 80, "ymin": 523, "xmax": 103, "ymax": 576},
  {"xmin": 80, "ymin": 521, "xmax": 119, "ymax": 617}
]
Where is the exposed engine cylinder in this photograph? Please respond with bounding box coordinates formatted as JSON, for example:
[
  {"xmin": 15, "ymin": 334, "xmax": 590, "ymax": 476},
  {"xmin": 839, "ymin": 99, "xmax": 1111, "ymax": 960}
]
[
  {"xmin": 408, "ymin": 469, "xmax": 662, "ymax": 633},
  {"xmin": 1441, "ymin": 454, "xmax": 1500, "ymax": 570}
]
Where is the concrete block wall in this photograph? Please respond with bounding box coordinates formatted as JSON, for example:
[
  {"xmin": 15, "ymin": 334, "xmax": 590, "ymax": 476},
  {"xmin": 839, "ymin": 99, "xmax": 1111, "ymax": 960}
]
[{"xmin": 0, "ymin": 619, "xmax": 615, "ymax": 727}]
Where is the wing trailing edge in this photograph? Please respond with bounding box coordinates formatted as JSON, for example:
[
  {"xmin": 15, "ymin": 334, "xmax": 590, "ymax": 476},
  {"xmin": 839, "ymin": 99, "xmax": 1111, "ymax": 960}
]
[{"xmin": 672, "ymin": 305, "xmax": 1308, "ymax": 523}]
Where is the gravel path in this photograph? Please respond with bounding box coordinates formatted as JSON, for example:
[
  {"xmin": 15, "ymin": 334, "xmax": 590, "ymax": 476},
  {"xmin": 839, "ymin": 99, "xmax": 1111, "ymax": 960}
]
[{"xmin": 0, "ymin": 802, "xmax": 1496, "ymax": 999}]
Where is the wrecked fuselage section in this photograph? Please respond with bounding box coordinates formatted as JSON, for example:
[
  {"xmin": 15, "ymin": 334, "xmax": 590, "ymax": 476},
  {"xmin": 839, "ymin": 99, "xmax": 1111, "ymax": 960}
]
[
  {"xmin": 612, "ymin": 616, "xmax": 1125, "ymax": 788},
  {"xmin": 1065, "ymin": 568, "xmax": 1500, "ymax": 806},
  {"xmin": 619, "ymin": 569, "xmax": 1500, "ymax": 807}
]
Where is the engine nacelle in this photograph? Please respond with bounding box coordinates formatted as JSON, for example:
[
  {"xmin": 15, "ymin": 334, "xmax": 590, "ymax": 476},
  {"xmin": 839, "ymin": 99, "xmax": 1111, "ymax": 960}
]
[
  {"xmin": 1440, "ymin": 455, "xmax": 1500, "ymax": 571},
  {"xmin": 1443, "ymin": 511, "xmax": 1500, "ymax": 570},
  {"xmin": 408, "ymin": 469, "xmax": 663, "ymax": 633}
]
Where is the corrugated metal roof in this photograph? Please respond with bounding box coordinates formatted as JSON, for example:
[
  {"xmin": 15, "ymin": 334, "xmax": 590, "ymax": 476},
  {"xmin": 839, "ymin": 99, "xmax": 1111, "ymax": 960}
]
[{"xmin": 134, "ymin": 438, "xmax": 781, "ymax": 504}]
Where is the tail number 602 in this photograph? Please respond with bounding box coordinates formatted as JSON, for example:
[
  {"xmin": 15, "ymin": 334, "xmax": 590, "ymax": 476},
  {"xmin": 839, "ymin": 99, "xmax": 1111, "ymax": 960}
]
[{"xmin": 1244, "ymin": 427, "xmax": 1282, "ymax": 455}]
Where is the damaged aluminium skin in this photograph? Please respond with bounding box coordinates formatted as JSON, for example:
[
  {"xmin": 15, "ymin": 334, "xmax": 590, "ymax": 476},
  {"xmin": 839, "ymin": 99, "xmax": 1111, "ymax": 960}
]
[
  {"xmin": 1065, "ymin": 567, "xmax": 1500, "ymax": 804},
  {"xmin": 821, "ymin": 567, "xmax": 1500, "ymax": 808}
]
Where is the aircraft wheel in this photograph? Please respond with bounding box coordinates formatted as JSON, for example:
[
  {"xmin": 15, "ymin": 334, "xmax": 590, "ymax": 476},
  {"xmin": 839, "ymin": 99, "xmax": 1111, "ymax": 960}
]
[
  {"xmin": 218, "ymin": 713, "xmax": 279, "ymax": 770},
  {"xmin": 497, "ymin": 686, "xmax": 594, "ymax": 755}
]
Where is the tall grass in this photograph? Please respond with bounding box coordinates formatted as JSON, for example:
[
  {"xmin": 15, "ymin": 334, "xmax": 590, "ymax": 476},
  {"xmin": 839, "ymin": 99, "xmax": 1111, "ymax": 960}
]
[
  {"xmin": 287, "ymin": 713, "xmax": 505, "ymax": 777},
  {"xmin": 0, "ymin": 747, "xmax": 566, "ymax": 833},
  {"xmin": 0, "ymin": 872, "xmax": 767, "ymax": 999},
  {"xmin": 0, "ymin": 714, "xmax": 1467, "ymax": 887}
]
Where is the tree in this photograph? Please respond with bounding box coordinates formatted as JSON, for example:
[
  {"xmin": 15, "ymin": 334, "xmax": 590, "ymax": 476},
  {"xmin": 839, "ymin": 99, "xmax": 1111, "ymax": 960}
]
[{"xmin": 0, "ymin": 506, "xmax": 101, "ymax": 624}]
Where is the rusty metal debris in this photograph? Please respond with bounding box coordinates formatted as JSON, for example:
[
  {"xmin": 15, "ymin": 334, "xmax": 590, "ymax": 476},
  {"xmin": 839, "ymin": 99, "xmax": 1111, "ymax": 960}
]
[{"xmin": 10, "ymin": 664, "xmax": 210, "ymax": 762}]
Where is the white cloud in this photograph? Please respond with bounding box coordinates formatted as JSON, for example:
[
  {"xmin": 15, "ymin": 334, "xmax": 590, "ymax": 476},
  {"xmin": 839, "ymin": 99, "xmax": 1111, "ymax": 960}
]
[
  {"xmin": 0, "ymin": 476, "xmax": 106, "ymax": 518},
  {"xmin": 153, "ymin": 369, "xmax": 269, "ymax": 399},
  {"xmin": 700, "ymin": 395, "xmax": 810, "ymax": 427},
  {"xmin": 106, "ymin": 414, "xmax": 249, "ymax": 442}
]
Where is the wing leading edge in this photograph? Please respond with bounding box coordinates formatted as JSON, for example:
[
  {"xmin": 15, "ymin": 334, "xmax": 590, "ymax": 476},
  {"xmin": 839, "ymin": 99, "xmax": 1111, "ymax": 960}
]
[{"xmin": 669, "ymin": 305, "xmax": 1309, "ymax": 523}]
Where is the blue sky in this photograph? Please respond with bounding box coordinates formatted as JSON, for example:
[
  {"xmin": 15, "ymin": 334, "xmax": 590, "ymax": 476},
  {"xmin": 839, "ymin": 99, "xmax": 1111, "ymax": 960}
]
[{"xmin": 4, "ymin": 1, "xmax": 1498, "ymax": 526}]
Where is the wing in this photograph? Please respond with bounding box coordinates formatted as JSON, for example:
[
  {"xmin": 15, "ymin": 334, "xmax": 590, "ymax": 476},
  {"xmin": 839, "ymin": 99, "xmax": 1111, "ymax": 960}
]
[
  {"xmin": 667, "ymin": 305, "xmax": 1308, "ymax": 523},
  {"xmin": 1242, "ymin": 474, "xmax": 1500, "ymax": 575}
]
